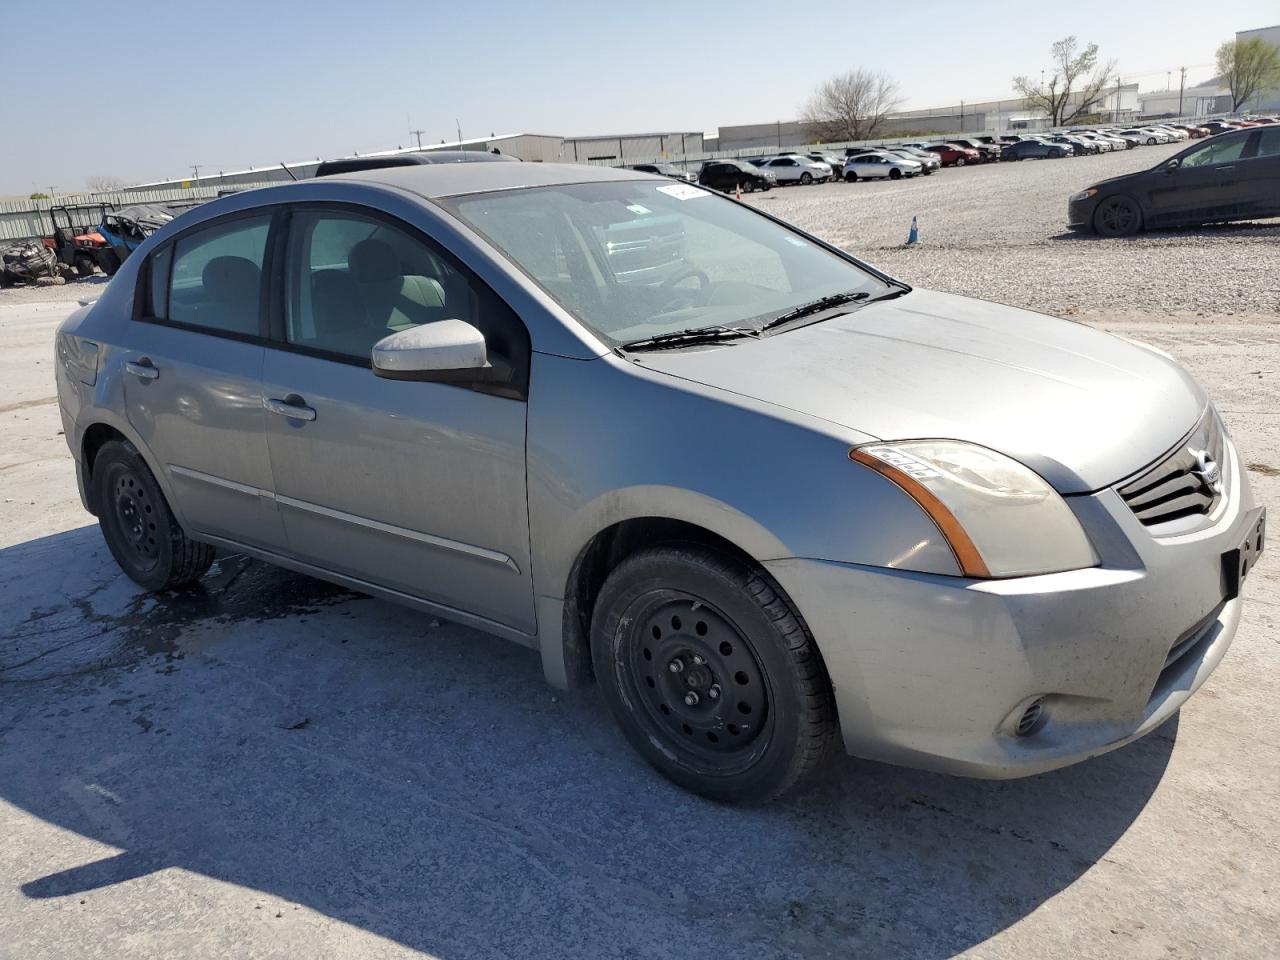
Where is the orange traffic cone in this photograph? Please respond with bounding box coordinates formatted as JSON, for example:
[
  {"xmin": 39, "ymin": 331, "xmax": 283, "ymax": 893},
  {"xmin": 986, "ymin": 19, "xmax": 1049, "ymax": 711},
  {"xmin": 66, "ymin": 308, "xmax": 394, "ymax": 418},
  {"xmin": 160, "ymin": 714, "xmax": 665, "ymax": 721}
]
[{"xmin": 735, "ymin": 183, "xmax": 742, "ymax": 200}]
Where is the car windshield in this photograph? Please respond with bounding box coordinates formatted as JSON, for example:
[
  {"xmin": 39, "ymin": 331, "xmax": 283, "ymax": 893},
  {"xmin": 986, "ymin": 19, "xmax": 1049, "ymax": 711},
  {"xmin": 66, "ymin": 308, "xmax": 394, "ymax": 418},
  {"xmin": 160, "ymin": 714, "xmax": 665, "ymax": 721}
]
[{"xmin": 442, "ymin": 180, "xmax": 889, "ymax": 346}]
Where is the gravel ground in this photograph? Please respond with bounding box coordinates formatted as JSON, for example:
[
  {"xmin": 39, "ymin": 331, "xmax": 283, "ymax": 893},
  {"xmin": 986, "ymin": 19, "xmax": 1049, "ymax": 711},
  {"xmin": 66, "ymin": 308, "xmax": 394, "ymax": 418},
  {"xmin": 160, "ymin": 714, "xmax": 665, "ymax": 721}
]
[{"xmin": 743, "ymin": 142, "xmax": 1280, "ymax": 317}]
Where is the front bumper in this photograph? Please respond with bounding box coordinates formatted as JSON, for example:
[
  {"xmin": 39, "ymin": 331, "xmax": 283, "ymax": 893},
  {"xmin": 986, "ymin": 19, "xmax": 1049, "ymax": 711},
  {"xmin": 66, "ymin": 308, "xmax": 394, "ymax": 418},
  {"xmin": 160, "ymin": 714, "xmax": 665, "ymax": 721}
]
[
  {"xmin": 765, "ymin": 435, "xmax": 1260, "ymax": 779},
  {"xmin": 1067, "ymin": 195, "xmax": 1101, "ymax": 229}
]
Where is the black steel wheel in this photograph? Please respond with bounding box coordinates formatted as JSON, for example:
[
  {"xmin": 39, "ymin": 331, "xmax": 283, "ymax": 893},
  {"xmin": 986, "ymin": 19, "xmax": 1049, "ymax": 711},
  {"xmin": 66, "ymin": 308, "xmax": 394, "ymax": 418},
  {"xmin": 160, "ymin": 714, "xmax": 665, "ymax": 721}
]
[
  {"xmin": 93, "ymin": 439, "xmax": 214, "ymax": 591},
  {"xmin": 591, "ymin": 545, "xmax": 837, "ymax": 803},
  {"xmin": 1093, "ymin": 195, "xmax": 1143, "ymax": 237}
]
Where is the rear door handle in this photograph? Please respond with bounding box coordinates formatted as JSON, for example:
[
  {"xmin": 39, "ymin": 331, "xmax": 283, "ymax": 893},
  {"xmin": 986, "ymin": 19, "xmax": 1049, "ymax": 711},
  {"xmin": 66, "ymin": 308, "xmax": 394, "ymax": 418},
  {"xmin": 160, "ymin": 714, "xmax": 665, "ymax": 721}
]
[
  {"xmin": 125, "ymin": 357, "xmax": 159, "ymax": 380},
  {"xmin": 264, "ymin": 394, "xmax": 317, "ymax": 422}
]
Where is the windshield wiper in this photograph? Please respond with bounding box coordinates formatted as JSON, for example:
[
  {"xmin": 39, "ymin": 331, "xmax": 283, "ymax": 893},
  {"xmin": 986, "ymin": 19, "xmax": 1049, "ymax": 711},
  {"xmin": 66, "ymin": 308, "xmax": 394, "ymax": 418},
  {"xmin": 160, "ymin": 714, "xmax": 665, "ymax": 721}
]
[
  {"xmin": 759, "ymin": 291, "xmax": 870, "ymax": 332},
  {"xmin": 619, "ymin": 325, "xmax": 758, "ymax": 352},
  {"xmin": 760, "ymin": 284, "xmax": 911, "ymax": 333}
]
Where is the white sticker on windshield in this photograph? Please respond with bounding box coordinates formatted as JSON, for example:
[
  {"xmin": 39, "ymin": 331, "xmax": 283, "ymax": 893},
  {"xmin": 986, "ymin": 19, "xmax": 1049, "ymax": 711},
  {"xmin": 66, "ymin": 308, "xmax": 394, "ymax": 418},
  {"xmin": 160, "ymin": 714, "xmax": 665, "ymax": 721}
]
[
  {"xmin": 626, "ymin": 204, "xmax": 652, "ymax": 215},
  {"xmin": 656, "ymin": 183, "xmax": 710, "ymax": 201}
]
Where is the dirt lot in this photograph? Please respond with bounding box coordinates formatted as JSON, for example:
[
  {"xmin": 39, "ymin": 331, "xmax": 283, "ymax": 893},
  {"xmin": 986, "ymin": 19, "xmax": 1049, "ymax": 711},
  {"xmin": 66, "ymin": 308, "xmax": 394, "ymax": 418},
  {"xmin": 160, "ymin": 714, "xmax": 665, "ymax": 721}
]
[{"xmin": 1, "ymin": 152, "xmax": 1278, "ymax": 960}]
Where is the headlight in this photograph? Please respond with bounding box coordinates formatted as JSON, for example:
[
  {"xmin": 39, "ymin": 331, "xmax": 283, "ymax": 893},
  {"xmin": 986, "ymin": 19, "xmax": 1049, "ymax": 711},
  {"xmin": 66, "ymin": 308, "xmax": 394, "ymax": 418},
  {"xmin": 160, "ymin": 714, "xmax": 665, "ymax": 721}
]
[
  {"xmin": 850, "ymin": 441, "xmax": 1098, "ymax": 578},
  {"xmin": 1069, "ymin": 187, "xmax": 1099, "ymax": 202}
]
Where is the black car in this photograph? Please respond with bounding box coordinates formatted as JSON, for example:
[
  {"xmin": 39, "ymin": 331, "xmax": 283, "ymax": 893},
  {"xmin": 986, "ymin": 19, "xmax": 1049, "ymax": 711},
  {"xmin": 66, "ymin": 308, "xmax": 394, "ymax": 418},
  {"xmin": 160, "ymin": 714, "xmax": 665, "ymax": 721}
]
[
  {"xmin": 626, "ymin": 162, "xmax": 697, "ymax": 183},
  {"xmin": 1001, "ymin": 139, "xmax": 1070, "ymax": 161},
  {"xmin": 1068, "ymin": 127, "xmax": 1280, "ymax": 236},
  {"xmin": 698, "ymin": 159, "xmax": 774, "ymax": 193}
]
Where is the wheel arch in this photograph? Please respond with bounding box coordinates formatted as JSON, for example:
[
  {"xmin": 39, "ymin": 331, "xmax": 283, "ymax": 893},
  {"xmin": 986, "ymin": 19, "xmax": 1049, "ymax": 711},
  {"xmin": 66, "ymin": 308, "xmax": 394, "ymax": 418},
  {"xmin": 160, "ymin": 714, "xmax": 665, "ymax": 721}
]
[
  {"xmin": 76, "ymin": 414, "xmax": 177, "ymax": 520},
  {"xmin": 552, "ymin": 515, "xmax": 812, "ymax": 694}
]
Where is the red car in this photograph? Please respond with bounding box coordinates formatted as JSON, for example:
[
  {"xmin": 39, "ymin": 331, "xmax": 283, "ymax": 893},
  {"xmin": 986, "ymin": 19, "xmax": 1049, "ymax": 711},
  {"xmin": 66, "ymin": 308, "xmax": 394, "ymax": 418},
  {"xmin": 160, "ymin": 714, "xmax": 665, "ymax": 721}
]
[
  {"xmin": 1173, "ymin": 124, "xmax": 1210, "ymax": 138},
  {"xmin": 923, "ymin": 142, "xmax": 982, "ymax": 166}
]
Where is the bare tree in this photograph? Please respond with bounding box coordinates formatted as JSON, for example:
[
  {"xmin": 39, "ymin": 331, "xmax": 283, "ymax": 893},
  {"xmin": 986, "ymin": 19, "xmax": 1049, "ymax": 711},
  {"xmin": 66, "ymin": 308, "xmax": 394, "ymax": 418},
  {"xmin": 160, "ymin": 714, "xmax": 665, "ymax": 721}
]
[
  {"xmin": 800, "ymin": 69, "xmax": 902, "ymax": 142},
  {"xmin": 86, "ymin": 175, "xmax": 126, "ymax": 193},
  {"xmin": 1013, "ymin": 36, "xmax": 1117, "ymax": 127},
  {"xmin": 1217, "ymin": 37, "xmax": 1280, "ymax": 112}
]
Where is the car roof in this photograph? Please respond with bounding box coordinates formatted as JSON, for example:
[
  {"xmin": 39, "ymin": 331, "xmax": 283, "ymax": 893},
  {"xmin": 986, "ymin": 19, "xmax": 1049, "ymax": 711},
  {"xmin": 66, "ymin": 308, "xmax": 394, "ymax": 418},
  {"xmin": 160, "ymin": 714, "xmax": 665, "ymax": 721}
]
[{"xmin": 324, "ymin": 161, "xmax": 651, "ymax": 198}]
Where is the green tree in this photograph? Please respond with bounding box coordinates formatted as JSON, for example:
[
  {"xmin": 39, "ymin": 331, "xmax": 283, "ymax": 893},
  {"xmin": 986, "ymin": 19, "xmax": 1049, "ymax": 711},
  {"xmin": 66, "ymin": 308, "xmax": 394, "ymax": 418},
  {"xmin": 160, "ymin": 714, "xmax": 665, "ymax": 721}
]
[
  {"xmin": 29, "ymin": 192, "xmax": 49, "ymax": 200},
  {"xmin": 1216, "ymin": 37, "xmax": 1280, "ymax": 111}
]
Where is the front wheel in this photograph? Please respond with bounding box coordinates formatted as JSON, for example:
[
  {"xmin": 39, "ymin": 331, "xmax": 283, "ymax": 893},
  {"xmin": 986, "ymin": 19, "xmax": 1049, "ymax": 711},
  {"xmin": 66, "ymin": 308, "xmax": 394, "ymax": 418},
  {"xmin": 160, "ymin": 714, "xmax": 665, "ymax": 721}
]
[
  {"xmin": 955, "ymin": 157, "xmax": 966, "ymax": 166},
  {"xmin": 799, "ymin": 172, "xmax": 812, "ymax": 185},
  {"xmin": 93, "ymin": 439, "xmax": 215, "ymax": 591},
  {"xmin": 844, "ymin": 171, "xmax": 857, "ymax": 181},
  {"xmin": 591, "ymin": 545, "xmax": 837, "ymax": 803},
  {"xmin": 889, "ymin": 167, "xmax": 902, "ymax": 180},
  {"xmin": 1093, "ymin": 195, "xmax": 1143, "ymax": 237},
  {"xmin": 1147, "ymin": 138, "xmax": 1157, "ymax": 146}
]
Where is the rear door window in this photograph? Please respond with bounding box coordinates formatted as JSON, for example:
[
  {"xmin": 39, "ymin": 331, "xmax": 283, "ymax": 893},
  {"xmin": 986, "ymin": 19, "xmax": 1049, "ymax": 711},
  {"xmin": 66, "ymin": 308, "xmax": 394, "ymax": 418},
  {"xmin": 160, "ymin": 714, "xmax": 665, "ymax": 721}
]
[{"xmin": 167, "ymin": 216, "xmax": 271, "ymax": 337}]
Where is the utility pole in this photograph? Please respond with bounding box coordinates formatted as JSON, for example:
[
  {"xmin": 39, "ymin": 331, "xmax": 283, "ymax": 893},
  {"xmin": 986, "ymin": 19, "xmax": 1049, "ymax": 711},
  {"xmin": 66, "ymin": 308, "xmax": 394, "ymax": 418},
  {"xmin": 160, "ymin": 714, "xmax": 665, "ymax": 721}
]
[
  {"xmin": 960, "ymin": 100, "xmax": 965, "ymax": 131},
  {"xmin": 1114, "ymin": 76, "xmax": 1122, "ymax": 122},
  {"xmin": 409, "ymin": 128, "xmax": 425, "ymax": 150},
  {"xmin": 190, "ymin": 164, "xmax": 201, "ymax": 185},
  {"xmin": 455, "ymin": 119, "xmax": 463, "ymax": 146},
  {"xmin": 1178, "ymin": 66, "xmax": 1186, "ymax": 117}
]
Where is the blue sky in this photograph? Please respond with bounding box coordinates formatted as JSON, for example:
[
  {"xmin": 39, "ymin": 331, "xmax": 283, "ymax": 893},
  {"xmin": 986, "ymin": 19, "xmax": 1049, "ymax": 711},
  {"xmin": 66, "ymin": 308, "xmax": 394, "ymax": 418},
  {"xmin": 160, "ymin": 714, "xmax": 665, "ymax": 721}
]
[{"xmin": 3, "ymin": 0, "xmax": 1275, "ymax": 194}]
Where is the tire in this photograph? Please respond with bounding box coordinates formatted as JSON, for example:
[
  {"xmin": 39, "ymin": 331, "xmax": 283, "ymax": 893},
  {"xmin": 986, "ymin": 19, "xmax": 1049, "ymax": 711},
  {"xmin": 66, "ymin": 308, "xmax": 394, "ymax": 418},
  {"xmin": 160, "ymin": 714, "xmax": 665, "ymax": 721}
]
[
  {"xmin": 889, "ymin": 168, "xmax": 902, "ymax": 180},
  {"xmin": 92, "ymin": 439, "xmax": 215, "ymax": 591},
  {"xmin": 741, "ymin": 181, "xmax": 754, "ymax": 193},
  {"xmin": 844, "ymin": 171, "xmax": 857, "ymax": 182},
  {"xmin": 799, "ymin": 172, "xmax": 812, "ymax": 185},
  {"xmin": 1147, "ymin": 137, "xmax": 1156, "ymax": 146},
  {"xmin": 74, "ymin": 254, "xmax": 96, "ymax": 278},
  {"xmin": 591, "ymin": 545, "xmax": 837, "ymax": 804},
  {"xmin": 955, "ymin": 157, "xmax": 966, "ymax": 166},
  {"xmin": 1092, "ymin": 195, "xmax": 1143, "ymax": 237},
  {"xmin": 99, "ymin": 250, "xmax": 121, "ymax": 276}
]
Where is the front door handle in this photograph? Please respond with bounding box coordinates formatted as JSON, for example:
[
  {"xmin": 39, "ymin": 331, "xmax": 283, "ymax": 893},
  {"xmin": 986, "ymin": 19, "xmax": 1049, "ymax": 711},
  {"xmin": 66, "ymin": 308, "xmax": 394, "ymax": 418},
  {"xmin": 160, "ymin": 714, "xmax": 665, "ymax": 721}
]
[
  {"xmin": 264, "ymin": 394, "xmax": 317, "ymax": 422},
  {"xmin": 125, "ymin": 357, "xmax": 159, "ymax": 380}
]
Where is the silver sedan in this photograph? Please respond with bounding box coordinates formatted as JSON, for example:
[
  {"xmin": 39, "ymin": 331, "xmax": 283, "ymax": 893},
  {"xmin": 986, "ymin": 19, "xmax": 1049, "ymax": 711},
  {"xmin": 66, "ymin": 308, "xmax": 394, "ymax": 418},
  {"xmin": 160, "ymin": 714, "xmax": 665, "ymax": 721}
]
[
  {"xmin": 755, "ymin": 154, "xmax": 833, "ymax": 184},
  {"xmin": 55, "ymin": 162, "xmax": 1264, "ymax": 803},
  {"xmin": 843, "ymin": 151, "xmax": 923, "ymax": 180}
]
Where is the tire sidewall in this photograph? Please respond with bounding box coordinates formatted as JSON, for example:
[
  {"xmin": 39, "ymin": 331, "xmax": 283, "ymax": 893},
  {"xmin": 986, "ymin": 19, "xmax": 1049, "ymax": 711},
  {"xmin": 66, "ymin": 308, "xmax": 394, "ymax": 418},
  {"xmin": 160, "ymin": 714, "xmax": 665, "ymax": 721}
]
[
  {"xmin": 591, "ymin": 550, "xmax": 815, "ymax": 802},
  {"xmin": 93, "ymin": 441, "xmax": 181, "ymax": 591}
]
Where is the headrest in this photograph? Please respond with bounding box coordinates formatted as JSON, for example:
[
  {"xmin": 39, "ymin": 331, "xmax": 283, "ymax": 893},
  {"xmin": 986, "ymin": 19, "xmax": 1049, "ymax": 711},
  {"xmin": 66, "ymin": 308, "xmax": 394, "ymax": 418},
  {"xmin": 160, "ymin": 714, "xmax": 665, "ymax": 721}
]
[
  {"xmin": 202, "ymin": 256, "xmax": 261, "ymax": 304},
  {"xmin": 348, "ymin": 238, "xmax": 400, "ymax": 284}
]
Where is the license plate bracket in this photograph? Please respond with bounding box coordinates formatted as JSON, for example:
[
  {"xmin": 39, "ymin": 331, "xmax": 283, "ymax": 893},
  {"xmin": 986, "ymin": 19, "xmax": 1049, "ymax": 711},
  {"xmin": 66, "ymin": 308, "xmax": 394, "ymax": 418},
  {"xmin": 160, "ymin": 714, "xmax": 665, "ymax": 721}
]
[{"xmin": 1222, "ymin": 507, "xmax": 1266, "ymax": 601}]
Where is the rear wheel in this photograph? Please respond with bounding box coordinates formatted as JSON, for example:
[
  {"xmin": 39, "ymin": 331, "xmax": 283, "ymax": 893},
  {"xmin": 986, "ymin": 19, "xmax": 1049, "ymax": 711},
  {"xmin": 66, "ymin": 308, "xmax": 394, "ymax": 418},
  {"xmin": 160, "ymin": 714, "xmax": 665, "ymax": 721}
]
[
  {"xmin": 93, "ymin": 439, "xmax": 215, "ymax": 591},
  {"xmin": 74, "ymin": 254, "xmax": 96, "ymax": 278},
  {"xmin": 1093, "ymin": 195, "xmax": 1143, "ymax": 237},
  {"xmin": 591, "ymin": 545, "xmax": 837, "ymax": 803}
]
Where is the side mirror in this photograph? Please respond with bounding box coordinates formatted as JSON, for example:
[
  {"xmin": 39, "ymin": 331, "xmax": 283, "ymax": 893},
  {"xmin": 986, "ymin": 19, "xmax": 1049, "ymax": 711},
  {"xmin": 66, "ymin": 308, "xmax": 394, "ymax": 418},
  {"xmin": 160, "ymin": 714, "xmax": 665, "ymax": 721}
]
[
  {"xmin": 1165, "ymin": 158, "xmax": 1180, "ymax": 173},
  {"xmin": 371, "ymin": 320, "xmax": 512, "ymax": 384}
]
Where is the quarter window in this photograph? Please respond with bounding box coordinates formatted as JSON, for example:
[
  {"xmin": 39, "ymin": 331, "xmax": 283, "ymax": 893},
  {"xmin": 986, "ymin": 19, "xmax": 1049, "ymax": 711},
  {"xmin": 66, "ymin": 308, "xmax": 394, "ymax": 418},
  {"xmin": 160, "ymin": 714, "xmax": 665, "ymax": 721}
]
[{"xmin": 167, "ymin": 216, "xmax": 270, "ymax": 336}]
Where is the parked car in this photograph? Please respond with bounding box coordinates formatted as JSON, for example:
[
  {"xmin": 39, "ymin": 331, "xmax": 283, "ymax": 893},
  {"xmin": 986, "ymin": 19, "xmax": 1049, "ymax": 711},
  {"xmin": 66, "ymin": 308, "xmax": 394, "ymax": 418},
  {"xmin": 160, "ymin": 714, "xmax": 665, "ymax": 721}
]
[
  {"xmin": 699, "ymin": 159, "xmax": 775, "ymax": 192},
  {"xmin": 842, "ymin": 152, "xmax": 923, "ymax": 180},
  {"xmin": 1203, "ymin": 120, "xmax": 1243, "ymax": 136},
  {"xmin": 1048, "ymin": 135, "xmax": 1094, "ymax": 156},
  {"xmin": 625, "ymin": 162, "xmax": 697, "ymax": 183},
  {"xmin": 1073, "ymin": 132, "xmax": 1117, "ymax": 152},
  {"xmin": 1171, "ymin": 125, "xmax": 1210, "ymax": 139},
  {"xmin": 920, "ymin": 143, "xmax": 981, "ymax": 166},
  {"xmin": 56, "ymin": 161, "xmax": 1264, "ymax": 803},
  {"xmin": 885, "ymin": 147, "xmax": 940, "ymax": 174},
  {"xmin": 756, "ymin": 155, "xmax": 833, "ymax": 184},
  {"xmin": 1068, "ymin": 126, "xmax": 1280, "ymax": 235},
  {"xmin": 314, "ymin": 151, "xmax": 518, "ymax": 177},
  {"xmin": 1153, "ymin": 125, "xmax": 1190, "ymax": 141},
  {"xmin": 806, "ymin": 151, "xmax": 846, "ymax": 173},
  {"xmin": 1001, "ymin": 139, "xmax": 1070, "ymax": 160},
  {"xmin": 948, "ymin": 138, "xmax": 1001, "ymax": 162},
  {"xmin": 1120, "ymin": 128, "xmax": 1173, "ymax": 145}
]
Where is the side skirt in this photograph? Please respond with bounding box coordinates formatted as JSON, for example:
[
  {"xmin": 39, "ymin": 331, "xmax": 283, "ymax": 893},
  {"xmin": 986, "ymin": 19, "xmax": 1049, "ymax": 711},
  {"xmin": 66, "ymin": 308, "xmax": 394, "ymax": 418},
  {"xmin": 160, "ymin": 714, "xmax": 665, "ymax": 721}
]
[{"xmin": 194, "ymin": 532, "xmax": 540, "ymax": 650}]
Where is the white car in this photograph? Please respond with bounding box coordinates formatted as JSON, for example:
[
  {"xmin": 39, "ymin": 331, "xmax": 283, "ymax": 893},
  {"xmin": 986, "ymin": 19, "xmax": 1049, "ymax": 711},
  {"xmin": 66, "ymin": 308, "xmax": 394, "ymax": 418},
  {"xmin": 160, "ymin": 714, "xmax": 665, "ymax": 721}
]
[
  {"xmin": 843, "ymin": 152, "xmax": 923, "ymax": 181},
  {"xmin": 1152, "ymin": 125, "xmax": 1190, "ymax": 141},
  {"xmin": 1122, "ymin": 128, "xmax": 1174, "ymax": 145},
  {"xmin": 756, "ymin": 155, "xmax": 832, "ymax": 184},
  {"xmin": 1072, "ymin": 132, "xmax": 1116, "ymax": 152}
]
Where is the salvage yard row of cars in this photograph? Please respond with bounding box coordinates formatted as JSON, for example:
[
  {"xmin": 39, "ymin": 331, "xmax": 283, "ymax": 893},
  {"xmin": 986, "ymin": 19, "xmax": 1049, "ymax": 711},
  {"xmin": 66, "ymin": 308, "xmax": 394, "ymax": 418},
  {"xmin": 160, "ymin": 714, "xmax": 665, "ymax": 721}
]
[{"xmin": 646, "ymin": 117, "xmax": 1279, "ymax": 190}]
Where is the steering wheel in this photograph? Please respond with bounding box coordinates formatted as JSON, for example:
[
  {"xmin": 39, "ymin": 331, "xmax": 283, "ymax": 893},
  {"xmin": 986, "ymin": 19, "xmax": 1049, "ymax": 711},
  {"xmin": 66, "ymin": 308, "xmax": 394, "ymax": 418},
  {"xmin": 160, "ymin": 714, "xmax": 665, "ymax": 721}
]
[{"xmin": 655, "ymin": 268, "xmax": 711, "ymax": 312}]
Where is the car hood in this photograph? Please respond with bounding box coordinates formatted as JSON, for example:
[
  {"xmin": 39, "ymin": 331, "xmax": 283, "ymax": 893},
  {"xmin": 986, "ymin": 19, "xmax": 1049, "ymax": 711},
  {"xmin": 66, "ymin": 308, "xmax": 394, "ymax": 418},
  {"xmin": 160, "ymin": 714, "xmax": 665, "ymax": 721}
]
[{"xmin": 636, "ymin": 289, "xmax": 1204, "ymax": 493}]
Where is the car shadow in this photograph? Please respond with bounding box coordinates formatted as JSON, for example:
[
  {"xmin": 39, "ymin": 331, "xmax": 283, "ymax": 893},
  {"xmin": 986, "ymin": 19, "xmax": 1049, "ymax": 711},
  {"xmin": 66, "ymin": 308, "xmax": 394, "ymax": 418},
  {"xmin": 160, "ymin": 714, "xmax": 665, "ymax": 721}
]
[
  {"xmin": 1, "ymin": 525, "xmax": 1176, "ymax": 959},
  {"xmin": 1047, "ymin": 219, "xmax": 1280, "ymax": 242}
]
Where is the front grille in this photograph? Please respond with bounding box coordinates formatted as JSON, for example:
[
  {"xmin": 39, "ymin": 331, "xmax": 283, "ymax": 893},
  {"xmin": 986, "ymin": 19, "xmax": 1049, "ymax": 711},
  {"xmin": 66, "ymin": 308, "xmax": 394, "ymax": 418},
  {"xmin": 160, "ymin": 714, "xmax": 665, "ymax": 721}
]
[{"xmin": 1118, "ymin": 412, "xmax": 1225, "ymax": 527}]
